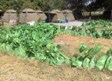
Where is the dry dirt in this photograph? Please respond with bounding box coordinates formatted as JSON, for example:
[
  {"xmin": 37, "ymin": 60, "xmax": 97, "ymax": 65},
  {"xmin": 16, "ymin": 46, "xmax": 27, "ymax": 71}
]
[
  {"xmin": 0, "ymin": 34, "xmax": 112, "ymax": 81},
  {"xmin": 53, "ymin": 34, "xmax": 112, "ymax": 57},
  {"xmin": 0, "ymin": 53, "xmax": 112, "ymax": 81}
]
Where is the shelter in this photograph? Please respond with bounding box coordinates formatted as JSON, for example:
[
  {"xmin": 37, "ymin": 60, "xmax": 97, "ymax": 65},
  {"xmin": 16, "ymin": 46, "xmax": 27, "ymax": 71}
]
[
  {"xmin": 46, "ymin": 9, "xmax": 65, "ymax": 22},
  {"xmin": 36, "ymin": 10, "xmax": 47, "ymax": 21},
  {"xmin": 2, "ymin": 9, "xmax": 17, "ymax": 23},
  {"xmin": 62, "ymin": 10, "xmax": 75, "ymax": 21},
  {"xmin": 19, "ymin": 8, "xmax": 38, "ymax": 23}
]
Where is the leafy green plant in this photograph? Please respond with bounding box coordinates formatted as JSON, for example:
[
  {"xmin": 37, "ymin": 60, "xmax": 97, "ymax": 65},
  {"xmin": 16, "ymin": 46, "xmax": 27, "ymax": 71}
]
[
  {"xmin": 89, "ymin": 56, "xmax": 96, "ymax": 68},
  {"xmin": 1, "ymin": 21, "xmax": 112, "ymax": 71},
  {"xmin": 71, "ymin": 44, "xmax": 112, "ymax": 71},
  {"xmin": 82, "ymin": 57, "xmax": 90, "ymax": 68},
  {"xmin": 79, "ymin": 44, "xmax": 102, "ymax": 57},
  {"xmin": 107, "ymin": 58, "xmax": 112, "ymax": 71},
  {"xmin": 58, "ymin": 20, "xmax": 112, "ymax": 38},
  {"xmin": 0, "ymin": 23, "xmax": 69, "ymax": 65},
  {"xmin": 96, "ymin": 55, "xmax": 108, "ymax": 70},
  {"xmin": 71, "ymin": 56, "xmax": 83, "ymax": 68},
  {"xmin": 79, "ymin": 44, "xmax": 87, "ymax": 53}
]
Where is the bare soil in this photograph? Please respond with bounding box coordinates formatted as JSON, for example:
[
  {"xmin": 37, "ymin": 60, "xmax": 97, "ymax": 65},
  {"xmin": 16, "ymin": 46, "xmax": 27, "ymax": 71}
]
[
  {"xmin": 53, "ymin": 34, "xmax": 112, "ymax": 57},
  {"xmin": 0, "ymin": 34, "xmax": 112, "ymax": 81},
  {"xmin": 0, "ymin": 53, "xmax": 112, "ymax": 81}
]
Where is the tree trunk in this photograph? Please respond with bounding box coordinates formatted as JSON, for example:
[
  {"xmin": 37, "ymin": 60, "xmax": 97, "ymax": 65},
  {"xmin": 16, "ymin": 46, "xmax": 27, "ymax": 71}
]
[
  {"xmin": 110, "ymin": 9, "xmax": 112, "ymax": 20},
  {"xmin": 89, "ymin": 11, "xmax": 91, "ymax": 19}
]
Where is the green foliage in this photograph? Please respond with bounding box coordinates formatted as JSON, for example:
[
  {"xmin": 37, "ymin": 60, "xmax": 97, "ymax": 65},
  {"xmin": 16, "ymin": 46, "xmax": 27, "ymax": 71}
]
[
  {"xmin": 71, "ymin": 44, "xmax": 102, "ymax": 69},
  {"xmin": 79, "ymin": 44, "xmax": 102, "ymax": 57},
  {"xmin": 96, "ymin": 55, "xmax": 108, "ymax": 70},
  {"xmin": 107, "ymin": 57, "xmax": 112, "ymax": 71},
  {"xmin": 71, "ymin": 56, "xmax": 83, "ymax": 68},
  {"xmin": 106, "ymin": 48, "xmax": 112, "ymax": 56},
  {"xmin": 105, "ymin": 0, "xmax": 112, "ymax": 9},
  {"xmin": 79, "ymin": 44, "xmax": 87, "ymax": 53},
  {"xmin": 71, "ymin": 43, "xmax": 112, "ymax": 71},
  {"xmin": 1, "ymin": 20, "xmax": 112, "ymax": 71},
  {"xmin": 58, "ymin": 20, "xmax": 112, "ymax": 39},
  {"xmin": 0, "ymin": 0, "xmax": 67, "ymax": 11},
  {"xmin": 0, "ymin": 23, "xmax": 69, "ymax": 65},
  {"xmin": 82, "ymin": 57, "xmax": 90, "ymax": 68},
  {"xmin": 105, "ymin": 56, "xmax": 112, "ymax": 69},
  {"xmin": 89, "ymin": 56, "xmax": 96, "ymax": 68}
]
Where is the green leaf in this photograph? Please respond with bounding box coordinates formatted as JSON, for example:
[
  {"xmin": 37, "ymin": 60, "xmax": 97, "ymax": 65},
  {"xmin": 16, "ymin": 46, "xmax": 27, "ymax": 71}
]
[
  {"xmin": 108, "ymin": 58, "xmax": 112, "ymax": 71},
  {"xmin": 46, "ymin": 43, "xmax": 53, "ymax": 50},
  {"xmin": 56, "ymin": 44, "xmax": 61, "ymax": 49},
  {"xmin": 71, "ymin": 56, "xmax": 83, "ymax": 68},
  {"xmin": 15, "ymin": 46, "xmax": 26, "ymax": 57},
  {"xmin": 35, "ymin": 53, "xmax": 46, "ymax": 60},
  {"xmin": 90, "ymin": 56, "xmax": 96, "ymax": 68},
  {"xmin": 106, "ymin": 48, "xmax": 112, "ymax": 56},
  {"xmin": 88, "ymin": 45, "xmax": 102, "ymax": 56},
  {"xmin": 12, "ymin": 38, "xmax": 20, "ymax": 43},
  {"xmin": 84, "ymin": 50, "xmax": 89, "ymax": 56},
  {"xmin": 96, "ymin": 55, "xmax": 108, "ymax": 70},
  {"xmin": 83, "ymin": 58, "xmax": 90, "ymax": 68},
  {"xmin": 79, "ymin": 44, "xmax": 87, "ymax": 53},
  {"xmin": 53, "ymin": 47, "xmax": 58, "ymax": 53},
  {"xmin": 56, "ymin": 57, "xmax": 65, "ymax": 65},
  {"xmin": 49, "ymin": 58, "xmax": 56, "ymax": 65},
  {"xmin": 0, "ymin": 43, "xmax": 6, "ymax": 51},
  {"xmin": 5, "ymin": 44, "xmax": 13, "ymax": 53},
  {"xmin": 105, "ymin": 56, "xmax": 112, "ymax": 69}
]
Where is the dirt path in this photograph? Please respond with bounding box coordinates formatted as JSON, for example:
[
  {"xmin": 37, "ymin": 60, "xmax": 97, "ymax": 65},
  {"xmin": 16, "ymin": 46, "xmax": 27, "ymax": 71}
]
[{"xmin": 0, "ymin": 53, "xmax": 112, "ymax": 81}]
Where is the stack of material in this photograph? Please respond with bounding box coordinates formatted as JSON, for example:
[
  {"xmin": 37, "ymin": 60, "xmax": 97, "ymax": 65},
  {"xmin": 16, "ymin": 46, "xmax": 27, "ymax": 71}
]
[
  {"xmin": 19, "ymin": 8, "xmax": 39, "ymax": 23},
  {"xmin": 36, "ymin": 10, "xmax": 47, "ymax": 21},
  {"xmin": 62, "ymin": 10, "xmax": 75, "ymax": 21},
  {"xmin": 46, "ymin": 9, "xmax": 65, "ymax": 22},
  {"xmin": 2, "ymin": 9, "xmax": 17, "ymax": 24}
]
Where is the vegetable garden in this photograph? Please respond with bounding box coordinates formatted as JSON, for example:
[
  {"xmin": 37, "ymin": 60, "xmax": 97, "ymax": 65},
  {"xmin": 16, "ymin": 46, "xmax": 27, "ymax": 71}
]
[{"xmin": 0, "ymin": 20, "xmax": 112, "ymax": 72}]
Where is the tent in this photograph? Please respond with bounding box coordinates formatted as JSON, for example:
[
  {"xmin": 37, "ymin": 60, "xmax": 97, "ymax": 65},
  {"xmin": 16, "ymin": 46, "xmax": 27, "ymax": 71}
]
[
  {"xmin": 46, "ymin": 9, "xmax": 65, "ymax": 22},
  {"xmin": 62, "ymin": 10, "xmax": 75, "ymax": 21},
  {"xmin": 2, "ymin": 9, "xmax": 17, "ymax": 23},
  {"xmin": 36, "ymin": 10, "xmax": 47, "ymax": 21},
  {"xmin": 19, "ymin": 8, "xmax": 39, "ymax": 23}
]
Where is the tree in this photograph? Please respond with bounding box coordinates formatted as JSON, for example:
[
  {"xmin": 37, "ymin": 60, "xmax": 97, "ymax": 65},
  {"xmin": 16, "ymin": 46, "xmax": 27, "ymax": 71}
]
[
  {"xmin": 0, "ymin": 0, "xmax": 67, "ymax": 11},
  {"xmin": 33, "ymin": 0, "xmax": 67, "ymax": 10},
  {"xmin": 105, "ymin": 0, "xmax": 112, "ymax": 9},
  {"xmin": 0, "ymin": 0, "xmax": 12, "ymax": 11}
]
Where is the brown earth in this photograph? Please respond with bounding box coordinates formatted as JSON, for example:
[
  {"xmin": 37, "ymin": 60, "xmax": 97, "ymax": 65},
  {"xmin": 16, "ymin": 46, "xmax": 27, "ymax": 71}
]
[
  {"xmin": 0, "ymin": 53, "xmax": 112, "ymax": 81},
  {"xmin": 53, "ymin": 34, "xmax": 112, "ymax": 57},
  {"xmin": 0, "ymin": 34, "xmax": 112, "ymax": 81}
]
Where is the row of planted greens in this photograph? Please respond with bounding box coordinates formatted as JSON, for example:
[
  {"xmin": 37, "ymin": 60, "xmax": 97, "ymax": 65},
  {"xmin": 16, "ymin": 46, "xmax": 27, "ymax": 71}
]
[
  {"xmin": 58, "ymin": 20, "xmax": 112, "ymax": 38},
  {"xmin": 0, "ymin": 21, "xmax": 112, "ymax": 71},
  {"xmin": 0, "ymin": 23, "xmax": 69, "ymax": 65},
  {"xmin": 71, "ymin": 44, "xmax": 112, "ymax": 71}
]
